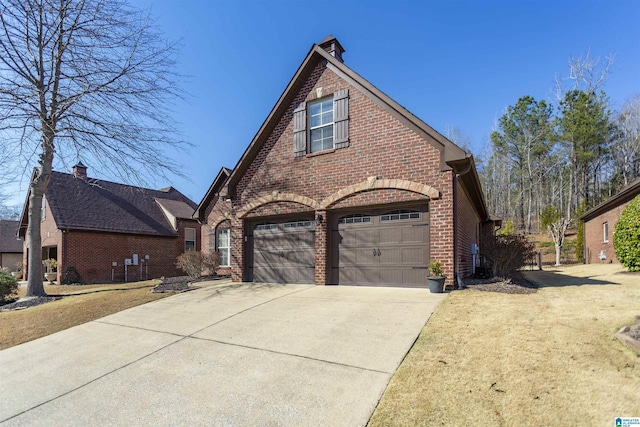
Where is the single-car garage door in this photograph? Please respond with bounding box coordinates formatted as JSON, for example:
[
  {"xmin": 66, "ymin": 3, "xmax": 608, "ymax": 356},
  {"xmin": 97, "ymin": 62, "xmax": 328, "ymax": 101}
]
[
  {"xmin": 331, "ymin": 206, "xmax": 430, "ymax": 287},
  {"xmin": 250, "ymin": 218, "xmax": 315, "ymax": 284}
]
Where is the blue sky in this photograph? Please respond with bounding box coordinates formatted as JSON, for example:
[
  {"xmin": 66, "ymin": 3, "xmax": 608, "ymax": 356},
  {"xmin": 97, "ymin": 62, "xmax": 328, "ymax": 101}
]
[{"xmin": 7, "ymin": 0, "xmax": 640, "ymax": 206}]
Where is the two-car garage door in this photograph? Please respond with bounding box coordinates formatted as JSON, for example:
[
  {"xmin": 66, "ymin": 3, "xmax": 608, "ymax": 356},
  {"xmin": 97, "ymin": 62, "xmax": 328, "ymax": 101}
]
[{"xmin": 249, "ymin": 205, "xmax": 429, "ymax": 287}]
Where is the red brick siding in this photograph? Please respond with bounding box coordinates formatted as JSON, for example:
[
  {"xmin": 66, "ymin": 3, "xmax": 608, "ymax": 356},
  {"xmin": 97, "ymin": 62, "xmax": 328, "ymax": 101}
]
[
  {"xmin": 455, "ymin": 180, "xmax": 481, "ymax": 277},
  {"xmin": 23, "ymin": 198, "xmax": 62, "ymax": 281},
  {"xmin": 206, "ymin": 61, "xmax": 457, "ymax": 285},
  {"xmin": 584, "ymin": 203, "xmax": 628, "ymax": 264},
  {"xmin": 25, "ymin": 213, "xmax": 200, "ymax": 283}
]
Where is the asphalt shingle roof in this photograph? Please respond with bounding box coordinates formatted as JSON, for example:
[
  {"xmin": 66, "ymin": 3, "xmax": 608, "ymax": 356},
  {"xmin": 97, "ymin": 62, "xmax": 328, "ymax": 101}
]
[
  {"xmin": 0, "ymin": 220, "xmax": 22, "ymax": 253},
  {"xmin": 44, "ymin": 171, "xmax": 196, "ymax": 236}
]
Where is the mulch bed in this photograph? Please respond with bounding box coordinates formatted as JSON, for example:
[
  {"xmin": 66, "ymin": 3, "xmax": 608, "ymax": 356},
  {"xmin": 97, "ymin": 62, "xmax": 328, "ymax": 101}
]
[
  {"xmin": 463, "ymin": 273, "xmax": 538, "ymax": 294},
  {"xmin": 150, "ymin": 274, "xmax": 227, "ymax": 293},
  {"xmin": 151, "ymin": 276, "xmax": 197, "ymax": 293},
  {"xmin": 0, "ymin": 296, "xmax": 60, "ymax": 312}
]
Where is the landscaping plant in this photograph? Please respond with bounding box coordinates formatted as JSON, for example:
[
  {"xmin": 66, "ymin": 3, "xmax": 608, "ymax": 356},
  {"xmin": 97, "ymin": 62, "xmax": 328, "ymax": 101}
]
[
  {"xmin": 614, "ymin": 194, "xmax": 640, "ymax": 271},
  {"xmin": 0, "ymin": 269, "xmax": 19, "ymax": 304},
  {"xmin": 482, "ymin": 233, "xmax": 536, "ymax": 278},
  {"xmin": 176, "ymin": 251, "xmax": 221, "ymax": 280}
]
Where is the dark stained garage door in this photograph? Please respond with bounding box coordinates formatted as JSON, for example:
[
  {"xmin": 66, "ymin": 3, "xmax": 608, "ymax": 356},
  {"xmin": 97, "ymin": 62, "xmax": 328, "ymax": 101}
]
[
  {"xmin": 251, "ymin": 218, "xmax": 315, "ymax": 284},
  {"xmin": 331, "ymin": 206, "xmax": 430, "ymax": 287}
]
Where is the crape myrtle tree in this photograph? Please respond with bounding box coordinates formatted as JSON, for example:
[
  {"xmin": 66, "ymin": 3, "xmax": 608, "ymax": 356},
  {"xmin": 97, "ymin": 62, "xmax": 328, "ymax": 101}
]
[
  {"xmin": 540, "ymin": 205, "xmax": 571, "ymax": 266},
  {"xmin": 0, "ymin": 0, "xmax": 188, "ymax": 296}
]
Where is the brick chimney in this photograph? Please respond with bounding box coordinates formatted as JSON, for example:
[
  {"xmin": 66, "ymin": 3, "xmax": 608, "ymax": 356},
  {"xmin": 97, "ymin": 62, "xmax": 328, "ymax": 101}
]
[
  {"xmin": 319, "ymin": 35, "xmax": 345, "ymax": 63},
  {"xmin": 72, "ymin": 161, "xmax": 88, "ymax": 180}
]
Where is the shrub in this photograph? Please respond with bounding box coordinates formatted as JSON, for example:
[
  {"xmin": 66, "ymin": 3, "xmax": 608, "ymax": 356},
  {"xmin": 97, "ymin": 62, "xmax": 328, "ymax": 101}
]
[
  {"xmin": 614, "ymin": 195, "xmax": 640, "ymax": 271},
  {"xmin": 0, "ymin": 270, "xmax": 18, "ymax": 304},
  {"xmin": 497, "ymin": 218, "xmax": 516, "ymax": 235},
  {"xmin": 176, "ymin": 251, "xmax": 221, "ymax": 280},
  {"xmin": 429, "ymin": 260, "xmax": 444, "ymax": 277},
  {"xmin": 482, "ymin": 233, "xmax": 536, "ymax": 278}
]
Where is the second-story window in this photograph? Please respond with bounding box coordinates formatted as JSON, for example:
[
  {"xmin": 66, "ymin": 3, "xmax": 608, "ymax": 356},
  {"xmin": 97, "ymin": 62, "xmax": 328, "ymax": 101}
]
[{"xmin": 309, "ymin": 98, "xmax": 334, "ymax": 153}]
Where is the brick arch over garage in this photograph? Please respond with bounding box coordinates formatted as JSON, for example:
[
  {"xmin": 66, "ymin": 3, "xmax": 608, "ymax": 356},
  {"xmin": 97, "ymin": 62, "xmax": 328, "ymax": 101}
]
[
  {"xmin": 318, "ymin": 177, "xmax": 441, "ymax": 209},
  {"xmin": 236, "ymin": 192, "xmax": 319, "ymax": 219}
]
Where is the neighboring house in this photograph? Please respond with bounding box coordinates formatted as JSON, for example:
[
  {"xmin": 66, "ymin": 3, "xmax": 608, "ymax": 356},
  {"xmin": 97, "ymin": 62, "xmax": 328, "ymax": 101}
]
[
  {"xmin": 18, "ymin": 163, "xmax": 200, "ymax": 283},
  {"xmin": 580, "ymin": 178, "xmax": 640, "ymax": 264},
  {"xmin": 195, "ymin": 36, "xmax": 495, "ymax": 288},
  {"xmin": 0, "ymin": 220, "xmax": 22, "ymax": 272}
]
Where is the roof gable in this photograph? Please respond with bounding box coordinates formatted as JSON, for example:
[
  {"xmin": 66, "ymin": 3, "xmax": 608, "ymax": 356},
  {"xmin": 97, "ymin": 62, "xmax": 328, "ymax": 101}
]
[
  {"xmin": 224, "ymin": 39, "xmax": 468, "ymax": 197},
  {"xmin": 19, "ymin": 171, "xmax": 197, "ymax": 237},
  {"xmin": 193, "ymin": 167, "xmax": 231, "ymax": 221}
]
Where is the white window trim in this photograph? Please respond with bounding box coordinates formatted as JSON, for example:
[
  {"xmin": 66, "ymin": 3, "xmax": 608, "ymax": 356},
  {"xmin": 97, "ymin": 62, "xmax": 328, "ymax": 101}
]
[
  {"xmin": 216, "ymin": 228, "xmax": 231, "ymax": 267},
  {"xmin": 309, "ymin": 98, "xmax": 334, "ymax": 153},
  {"xmin": 603, "ymin": 222, "xmax": 609, "ymax": 243},
  {"xmin": 41, "ymin": 195, "xmax": 46, "ymax": 222}
]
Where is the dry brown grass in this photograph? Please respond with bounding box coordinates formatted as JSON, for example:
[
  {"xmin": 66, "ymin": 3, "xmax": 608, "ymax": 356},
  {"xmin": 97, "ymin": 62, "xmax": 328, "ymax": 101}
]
[
  {"xmin": 0, "ymin": 281, "xmax": 170, "ymax": 350},
  {"xmin": 369, "ymin": 264, "xmax": 640, "ymax": 426}
]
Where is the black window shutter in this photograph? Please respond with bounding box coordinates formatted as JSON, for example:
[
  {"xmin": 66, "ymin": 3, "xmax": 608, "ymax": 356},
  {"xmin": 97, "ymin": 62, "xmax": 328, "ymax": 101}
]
[
  {"xmin": 334, "ymin": 89, "xmax": 349, "ymax": 148},
  {"xmin": 293, "ymin": 101, "xmax": 306, "ymax": 157}
]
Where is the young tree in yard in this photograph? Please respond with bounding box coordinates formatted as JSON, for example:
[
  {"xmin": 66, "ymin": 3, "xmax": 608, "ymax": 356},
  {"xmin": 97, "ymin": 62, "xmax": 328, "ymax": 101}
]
[
  {"xmin": 540, "ymin": 205, "xmax": 571, "ymax": 266},
  {"xmin": 0, "ymin": 0, "xmax": 186, "ymax": 297}
]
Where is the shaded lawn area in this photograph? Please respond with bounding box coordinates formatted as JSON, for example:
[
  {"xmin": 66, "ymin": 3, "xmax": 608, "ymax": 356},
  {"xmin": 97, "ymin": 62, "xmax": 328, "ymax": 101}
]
[
  {"xmin": 0, "ymin": 281, "xmax": 170, "ymax": 350},
  {"xmin": 369, "ymin": 264, "xmax": 640, "ymax": 426}
]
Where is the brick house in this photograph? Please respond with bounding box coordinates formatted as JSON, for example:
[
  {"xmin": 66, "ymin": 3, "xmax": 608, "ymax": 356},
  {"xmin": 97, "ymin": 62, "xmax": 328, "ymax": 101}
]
[
  {"xmin": 196, "ymin": 35, "xmax": 494, "ymax": 288},
  {"xmin": 0, "ymin": 220, "xmax": 22, "ymax": 272},
  {"xmin": 18, "ymin": 163, "xmax": 200, "ymax": 283},
  {"xmin": 580, "ymin": 178, "xmax": 640, "ymax": 264}
]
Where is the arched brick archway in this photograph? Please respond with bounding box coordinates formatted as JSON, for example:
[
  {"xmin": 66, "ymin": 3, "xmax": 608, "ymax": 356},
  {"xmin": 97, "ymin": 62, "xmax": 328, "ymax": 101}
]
[{"xmin": 318, "ymin": 177, "xmax": 440, "ymax": 209}]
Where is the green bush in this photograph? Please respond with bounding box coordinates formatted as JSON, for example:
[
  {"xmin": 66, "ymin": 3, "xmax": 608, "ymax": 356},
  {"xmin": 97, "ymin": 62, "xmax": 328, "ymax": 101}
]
[
  {"xmin": 614, "ymin": 195, "xmax": 640, "ymax": 271},
  {"xmin": 0, "ymin": 270, "xmax": 19, "ymax": 304},
  {"xmin": 497, "ymin": 219, "xmax": 516, "ymax": 235}
]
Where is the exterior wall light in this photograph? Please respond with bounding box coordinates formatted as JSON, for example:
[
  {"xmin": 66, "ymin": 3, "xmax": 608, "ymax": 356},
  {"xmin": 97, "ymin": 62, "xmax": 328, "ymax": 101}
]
[{"xmin": 315, "ymin": 214, "xmax": 323, "ymax": 226}]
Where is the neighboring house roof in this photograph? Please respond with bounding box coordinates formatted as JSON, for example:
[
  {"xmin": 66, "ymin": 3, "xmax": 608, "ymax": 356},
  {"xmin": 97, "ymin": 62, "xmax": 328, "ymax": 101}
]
[
  {"xmin": 18, "ymin": 170, "xmax": 197, "ymax": 237},
  {"xmin": 193, "ymin": 167, "xmax": 231, "ymax": 222},
  {"xmin": 156, "ymin": 198, "xmax": 198, "ymax": 230},
  {"xmin": 0, "ymin": 220, "xmax": 22, "ymax": 253},
  {"xmin": 580, "ymin": 178, "xmax": 640, "ymax": 222}
]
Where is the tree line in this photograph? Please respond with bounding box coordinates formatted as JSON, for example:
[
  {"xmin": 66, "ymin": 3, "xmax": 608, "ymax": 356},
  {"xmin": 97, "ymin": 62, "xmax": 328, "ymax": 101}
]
[{"xmin": 480, "ymin": 54, "xmax": 640, "ymax": 242}]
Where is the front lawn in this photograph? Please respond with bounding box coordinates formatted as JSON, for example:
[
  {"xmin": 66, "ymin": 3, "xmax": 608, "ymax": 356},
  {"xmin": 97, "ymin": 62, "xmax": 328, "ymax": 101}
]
[
  {"xmin": 369, "ymin": 264, "xmax": 640, "ymax": 426},
  {"xmin": 0, "ymin": 281, "xmax": 170, "ymax": 350}
]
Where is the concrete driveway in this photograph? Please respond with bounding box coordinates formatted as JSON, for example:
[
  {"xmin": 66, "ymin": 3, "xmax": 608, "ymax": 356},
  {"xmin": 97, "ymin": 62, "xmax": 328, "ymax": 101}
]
[{"xmin": 0, "ymin": 281, "xmax": 445, "ymax": 426}]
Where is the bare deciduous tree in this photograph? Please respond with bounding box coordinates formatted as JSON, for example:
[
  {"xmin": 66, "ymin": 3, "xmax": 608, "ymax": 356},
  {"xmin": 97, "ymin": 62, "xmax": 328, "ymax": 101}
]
[
  {"xmin": 0, "ymin": 0, "xmax": 189, "ymax": 296},
  {"xmin": 613, "ymin": 94, "xmax": 640, "ymax": 186}
]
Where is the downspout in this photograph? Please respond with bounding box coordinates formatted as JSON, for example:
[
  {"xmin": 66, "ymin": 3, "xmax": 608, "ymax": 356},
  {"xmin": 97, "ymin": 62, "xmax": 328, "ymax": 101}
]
[{"xmin": 453, "ymin": 160, "xmax": 473, "ymax": 289}]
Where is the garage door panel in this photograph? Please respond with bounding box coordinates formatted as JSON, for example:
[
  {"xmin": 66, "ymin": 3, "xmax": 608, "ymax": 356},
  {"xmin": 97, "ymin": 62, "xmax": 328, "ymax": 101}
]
[
  {"xmin": 379, "ymin": 228, "xmax": 401, "ymax": 245},
  {"xmin": 252, "ymin": 219, "xmax": 315, "ymax": 284},
  {"xmin": 332, "ymin": 206, "xmax": 429, "ymax": 287},
  {"xmin": 401, "ymin": 226, "xmax": 429, "ymax": 243},
  {"xmin": 337, "ymin": 267, "xmax": 379, "ymax": 286},
  {"xmin": 403, "ymin": 269, "xmax": 427, "ymax": 287},
  {"xmin": 401, "ymin": 247, "xmax": 427, "ymax": 264}
]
